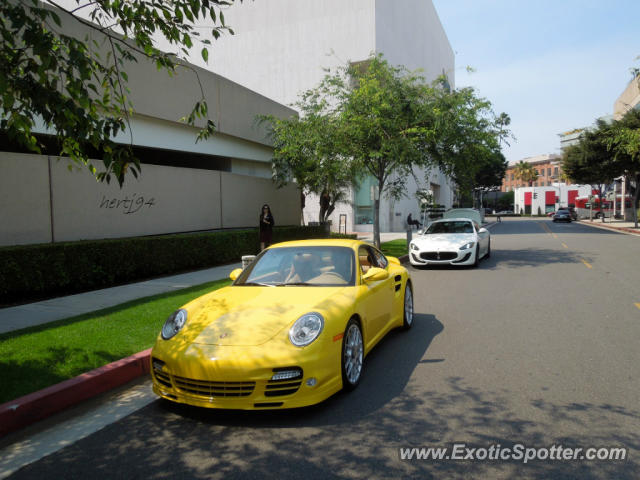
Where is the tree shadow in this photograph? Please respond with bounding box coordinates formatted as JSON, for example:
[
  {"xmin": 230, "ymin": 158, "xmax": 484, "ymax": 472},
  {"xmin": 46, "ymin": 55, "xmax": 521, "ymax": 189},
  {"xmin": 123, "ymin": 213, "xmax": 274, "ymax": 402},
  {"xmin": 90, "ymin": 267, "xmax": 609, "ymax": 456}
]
[{"xmin": 7, "ymin": 321, "xmax": 638, "ymax": 479}]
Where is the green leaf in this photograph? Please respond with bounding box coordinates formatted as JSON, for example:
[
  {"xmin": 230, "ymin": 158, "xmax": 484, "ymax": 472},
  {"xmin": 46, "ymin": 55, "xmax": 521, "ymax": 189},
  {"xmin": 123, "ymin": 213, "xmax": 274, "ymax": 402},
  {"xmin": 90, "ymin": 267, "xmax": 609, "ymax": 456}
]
[{"xmin": 201, "ymin": 47, "xmax": 208, "ymax": 63}]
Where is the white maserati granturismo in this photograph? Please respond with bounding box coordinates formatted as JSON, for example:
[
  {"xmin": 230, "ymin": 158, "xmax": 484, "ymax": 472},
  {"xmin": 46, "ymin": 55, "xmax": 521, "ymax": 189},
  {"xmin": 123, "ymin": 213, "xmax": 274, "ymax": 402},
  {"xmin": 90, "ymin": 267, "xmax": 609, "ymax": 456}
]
[{"xmin": 409, "ymin": 218, "xmax": 490, "ymax": 267}]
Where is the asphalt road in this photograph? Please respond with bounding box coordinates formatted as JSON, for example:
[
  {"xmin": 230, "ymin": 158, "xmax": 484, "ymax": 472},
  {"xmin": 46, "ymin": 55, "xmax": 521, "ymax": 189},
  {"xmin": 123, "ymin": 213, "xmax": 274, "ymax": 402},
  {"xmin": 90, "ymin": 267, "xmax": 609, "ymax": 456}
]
[{"xmin": 6, "ymin": 218, "xmax": 640, "ymax": 479}]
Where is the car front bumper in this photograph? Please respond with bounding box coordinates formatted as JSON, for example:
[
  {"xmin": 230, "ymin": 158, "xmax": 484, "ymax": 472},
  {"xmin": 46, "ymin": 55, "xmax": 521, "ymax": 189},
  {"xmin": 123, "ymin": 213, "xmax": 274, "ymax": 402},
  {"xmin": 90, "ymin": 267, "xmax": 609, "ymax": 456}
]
[
  {"xmin": 150, "ymin": 339, "xmax": 343, "ymax": 409},
  {"xmin": 409, "ymin": 249, "xmax": 474, "ymax": 266}
]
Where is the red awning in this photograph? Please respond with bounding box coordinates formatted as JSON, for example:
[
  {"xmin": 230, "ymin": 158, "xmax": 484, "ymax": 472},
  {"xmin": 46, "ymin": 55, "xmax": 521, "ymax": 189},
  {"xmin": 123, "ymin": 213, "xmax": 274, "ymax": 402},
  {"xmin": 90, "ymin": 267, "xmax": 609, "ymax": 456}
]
[{"xmin": 545, "ymin": 191, "xmax": 555, "ymax": 205}]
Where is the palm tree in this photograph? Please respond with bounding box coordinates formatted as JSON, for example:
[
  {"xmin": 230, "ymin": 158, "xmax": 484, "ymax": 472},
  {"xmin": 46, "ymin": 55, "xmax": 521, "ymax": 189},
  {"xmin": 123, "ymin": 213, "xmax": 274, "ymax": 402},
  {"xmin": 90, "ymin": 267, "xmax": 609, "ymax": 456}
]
[
  {"xmin": 514, "ymin": 161, "xmax": 539, "ymax": 214},
  {"xmin": 514, "ymin": 161, "xmax": 538, "ymax": 186}
]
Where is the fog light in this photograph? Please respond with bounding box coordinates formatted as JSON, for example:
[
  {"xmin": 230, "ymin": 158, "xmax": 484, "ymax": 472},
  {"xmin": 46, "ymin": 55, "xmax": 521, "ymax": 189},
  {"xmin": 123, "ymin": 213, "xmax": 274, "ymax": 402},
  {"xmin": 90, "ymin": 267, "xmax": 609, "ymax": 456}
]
[
  {"xmin": 271, "ymin": 370, "xmax": 302, "ymax": 381},
  {"xmin": 306, "ymin": 378, "xmax": 317, "ymax": 387},
  {"xmin": 152, "ymin": 358, "xmax": 165, "ymax": 372}
]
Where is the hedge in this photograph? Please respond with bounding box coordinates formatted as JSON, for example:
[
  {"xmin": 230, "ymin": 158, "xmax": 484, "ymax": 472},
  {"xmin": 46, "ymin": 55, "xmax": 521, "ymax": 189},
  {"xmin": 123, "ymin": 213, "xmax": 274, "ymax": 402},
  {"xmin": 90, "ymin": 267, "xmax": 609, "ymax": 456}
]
[{"xmin": 0, "ymin": 225, "xmax": 329, "ymax": 304}]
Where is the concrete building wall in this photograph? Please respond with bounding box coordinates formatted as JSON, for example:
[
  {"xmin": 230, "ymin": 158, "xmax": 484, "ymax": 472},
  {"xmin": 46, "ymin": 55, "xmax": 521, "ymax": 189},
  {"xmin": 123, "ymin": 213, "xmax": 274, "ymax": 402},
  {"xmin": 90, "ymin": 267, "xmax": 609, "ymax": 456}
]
[
  {"xmin": 0, "ymin": 152, "xmax": 53, "ymax": 245},
  {"xmin": 206, "ymin": 0, "xmax": 455, "ymax": 231},
  {"xmin": 220, "ymin": 172, "xmax": 300, "ymax": 228},
  {"xmin": 0, "ymin": 154, "xmax": 300, "ymax": 246},
  {"xmin": 374, "ymin": 0, "xmax": 454, "ymax": 84},
  {"xmin": 614, "ymin": 75, "xmax": 640, "ymax": 120},
  {"xmin": 209, "ymin": 0, "xmax": 377, "ymax": 107}
]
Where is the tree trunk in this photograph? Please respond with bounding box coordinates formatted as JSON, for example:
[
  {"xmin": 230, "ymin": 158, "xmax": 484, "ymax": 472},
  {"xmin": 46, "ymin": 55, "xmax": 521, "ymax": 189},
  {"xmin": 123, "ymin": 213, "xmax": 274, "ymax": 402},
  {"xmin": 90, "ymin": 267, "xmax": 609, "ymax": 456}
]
[
  {"xmin": 373, "ymin": 196, "xmax": 381, "ymax": 248},
  {"xmin": 633, "ymin": 174, "xmax": 639, "ymax": 229}
]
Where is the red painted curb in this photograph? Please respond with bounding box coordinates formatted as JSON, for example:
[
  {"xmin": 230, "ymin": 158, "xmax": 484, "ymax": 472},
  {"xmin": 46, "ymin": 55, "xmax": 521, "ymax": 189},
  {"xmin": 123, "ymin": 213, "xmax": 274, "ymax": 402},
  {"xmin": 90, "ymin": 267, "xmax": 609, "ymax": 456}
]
[{"xmin": 0, "ymin": 348, "xmax": 152, "ymax": 437}]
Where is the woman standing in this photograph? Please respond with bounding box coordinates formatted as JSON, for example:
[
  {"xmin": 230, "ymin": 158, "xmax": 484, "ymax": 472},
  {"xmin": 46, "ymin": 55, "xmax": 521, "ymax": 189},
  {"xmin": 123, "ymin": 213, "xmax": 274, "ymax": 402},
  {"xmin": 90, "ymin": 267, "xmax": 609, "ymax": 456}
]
[{"xmin": 259, "ymin": 204, "xmax": 274, "ymax": 250}]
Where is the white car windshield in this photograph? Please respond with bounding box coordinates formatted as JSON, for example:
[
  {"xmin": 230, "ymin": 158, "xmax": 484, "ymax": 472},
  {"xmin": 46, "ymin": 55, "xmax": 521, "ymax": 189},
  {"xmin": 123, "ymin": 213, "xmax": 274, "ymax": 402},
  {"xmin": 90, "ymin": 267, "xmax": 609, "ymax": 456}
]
[
  {"xmin": 426, "ymin": 221, "xmax": 474, "ymax": 234},
  {"xmin": 236, "ymin": 246, "xmax": 355, "ymax": 286}
]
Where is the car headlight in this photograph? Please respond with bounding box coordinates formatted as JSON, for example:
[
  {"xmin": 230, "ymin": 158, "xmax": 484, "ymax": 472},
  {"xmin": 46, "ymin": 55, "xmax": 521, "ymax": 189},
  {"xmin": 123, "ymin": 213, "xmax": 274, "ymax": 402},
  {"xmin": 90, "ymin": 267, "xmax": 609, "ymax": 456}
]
[
  {"xmin": 161, "ymin": 309, "xmax": 187, "ymax": 340},
  {"xmin": 410, "ymin": 242, "xmax": 419, "ymax": 251},
  {"xmin": 459, "ymin": 242, "xmax": 476, "ymax": 250},
  {"xmin": 289, "ymin": 312, "xmax": 324, "ymax": 347}
]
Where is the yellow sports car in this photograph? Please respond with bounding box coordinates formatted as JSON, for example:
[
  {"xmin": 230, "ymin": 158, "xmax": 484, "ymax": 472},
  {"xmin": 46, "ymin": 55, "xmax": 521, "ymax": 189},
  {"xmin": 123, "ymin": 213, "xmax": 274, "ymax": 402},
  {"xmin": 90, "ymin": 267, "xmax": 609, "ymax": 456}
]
[{"xmin": 150, "ymin": 239, "xmax": 413, "ymax": 409}]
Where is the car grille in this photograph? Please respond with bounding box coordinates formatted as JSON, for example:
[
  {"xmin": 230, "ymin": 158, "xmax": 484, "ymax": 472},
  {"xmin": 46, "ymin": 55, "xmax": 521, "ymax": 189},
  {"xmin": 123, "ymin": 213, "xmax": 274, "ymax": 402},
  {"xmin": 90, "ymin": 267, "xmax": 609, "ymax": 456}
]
[
  {"xmin": 265, "ymin": 379, "xmax": 303, "ymax": 397},
  {"xmin": 420, "ymin": 251, "xmax": 457, "ymax": 261},
  {"xmin": 154, "ymin": 370, "xmax": 172, "ymax": 389},
  {"xmin": 173, "ymin": 375, "xmax": 256, "ymax": 397}
]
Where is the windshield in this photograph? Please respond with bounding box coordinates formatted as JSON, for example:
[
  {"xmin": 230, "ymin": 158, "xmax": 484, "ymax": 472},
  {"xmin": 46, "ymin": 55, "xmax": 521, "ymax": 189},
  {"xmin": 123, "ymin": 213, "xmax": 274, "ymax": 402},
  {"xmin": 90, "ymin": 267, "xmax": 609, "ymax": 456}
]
[
  {"xmin": 425, "ymin": 221, "xmax": 474, "ymax": 234},
  {"xmin": 235, "ymin": 246, "xmax": 355, "ymax": 286}
]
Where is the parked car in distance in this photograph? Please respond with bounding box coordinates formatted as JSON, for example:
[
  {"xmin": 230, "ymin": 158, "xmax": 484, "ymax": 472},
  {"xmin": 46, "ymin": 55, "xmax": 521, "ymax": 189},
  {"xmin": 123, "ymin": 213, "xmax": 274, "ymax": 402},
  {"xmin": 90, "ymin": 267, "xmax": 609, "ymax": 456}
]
[{"xmin": 552, "ymin": 209, "xmax": 572, "ymax": 223}]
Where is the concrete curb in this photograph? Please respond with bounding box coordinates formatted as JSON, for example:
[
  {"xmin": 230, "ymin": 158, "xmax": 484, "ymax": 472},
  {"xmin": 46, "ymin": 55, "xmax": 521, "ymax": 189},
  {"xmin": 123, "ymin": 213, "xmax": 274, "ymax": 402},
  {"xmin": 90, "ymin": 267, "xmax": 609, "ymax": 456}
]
[
  {"xmin": 578, "ymin": 221, "xmax": 640, "ymax": 237},
  {"xmin": 0, "ymin": 348, "xmax": 151, "ymax": 438}
]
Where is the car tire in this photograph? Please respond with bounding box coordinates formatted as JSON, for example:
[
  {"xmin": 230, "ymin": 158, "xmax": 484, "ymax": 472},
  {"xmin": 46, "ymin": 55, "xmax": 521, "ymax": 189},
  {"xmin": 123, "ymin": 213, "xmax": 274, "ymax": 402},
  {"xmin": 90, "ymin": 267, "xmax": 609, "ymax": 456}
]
[
  {"xmin": 402, "ymin": 282, "xmax": 413, "ymax": 330},
  {"xmin": 341, "ymin": 318, "xmax": 364, "ymax": 391},
  {"xmin": 473, "ymin": 245, "xmax": 480, "ymax": 268},
  {"xmin": 485, "ymin": 240, "xmax": 491, "ymax": 259}
]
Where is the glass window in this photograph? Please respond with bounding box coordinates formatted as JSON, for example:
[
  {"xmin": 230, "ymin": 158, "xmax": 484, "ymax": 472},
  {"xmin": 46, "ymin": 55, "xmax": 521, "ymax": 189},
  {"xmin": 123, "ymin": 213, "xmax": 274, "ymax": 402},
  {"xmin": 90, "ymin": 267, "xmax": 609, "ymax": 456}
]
[
  {"xmin": 554, "ymin": 167, "xmax": 559, "ymax": 175},
  {"xmin": 237, "ymin": 246, "xmax": 355, "ymax": 286},
  {"xmin": 426, "ymin": 221, "xmax": 474, "ymax": 234},
  {"xmin": 547, "ymin": 168, "xmax": 551, "ymax": 176}
]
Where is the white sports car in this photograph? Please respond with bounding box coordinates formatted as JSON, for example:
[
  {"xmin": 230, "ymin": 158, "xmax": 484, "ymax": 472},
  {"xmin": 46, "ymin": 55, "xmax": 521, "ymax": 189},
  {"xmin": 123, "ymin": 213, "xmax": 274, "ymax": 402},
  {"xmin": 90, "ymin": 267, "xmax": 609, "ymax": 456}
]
[{"xmin": 409, "ymin": 217, "xmax": 490, "ymax": 267}]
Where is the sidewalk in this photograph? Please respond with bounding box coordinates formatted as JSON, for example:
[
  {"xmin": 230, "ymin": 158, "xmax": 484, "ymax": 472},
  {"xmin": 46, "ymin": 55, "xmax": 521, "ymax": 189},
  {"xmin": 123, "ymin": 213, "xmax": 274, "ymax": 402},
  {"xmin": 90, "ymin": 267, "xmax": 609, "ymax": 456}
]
[
  {"xmin": 0, "ymin": 262, "xmax": 241, "ymax": 335},
  {"xmin": 579, "ymin": 218, "xmax": 640, "ymax": 236}
]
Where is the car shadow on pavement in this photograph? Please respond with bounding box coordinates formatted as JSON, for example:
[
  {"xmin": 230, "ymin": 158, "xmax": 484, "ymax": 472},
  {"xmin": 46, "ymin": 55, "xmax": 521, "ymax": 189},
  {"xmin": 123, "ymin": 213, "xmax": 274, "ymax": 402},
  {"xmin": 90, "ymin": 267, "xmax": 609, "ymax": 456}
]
[
  {"xmin": 155, "ymin": 312, "xmax": 444, "ymax": 428},
  {"xmin": 12, "ymin": 374, "xmax": 639, "ymax": 479}
]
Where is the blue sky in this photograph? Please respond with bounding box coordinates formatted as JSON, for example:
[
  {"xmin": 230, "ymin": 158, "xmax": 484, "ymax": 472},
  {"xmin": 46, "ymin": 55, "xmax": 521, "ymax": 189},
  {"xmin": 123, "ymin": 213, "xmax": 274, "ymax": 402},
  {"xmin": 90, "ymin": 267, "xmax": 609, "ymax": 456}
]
[{"xmin": 432, "ymin": 0, "xmax": 640, "ymax": 164}]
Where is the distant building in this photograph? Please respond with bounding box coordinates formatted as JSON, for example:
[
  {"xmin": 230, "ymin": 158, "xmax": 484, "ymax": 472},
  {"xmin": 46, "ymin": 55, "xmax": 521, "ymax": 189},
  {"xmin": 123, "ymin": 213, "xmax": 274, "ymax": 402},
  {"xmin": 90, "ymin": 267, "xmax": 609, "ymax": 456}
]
[
  {"xmin": 501, "ymin": 154, "xmax": 566, "ymax": 192},
  {"xmin": 207, "ymin": 0, "xmax": 456, "ymax": 232},
  {"xmin": 614, "ymin": 74, "xmax": 640, "ymax": 120}
]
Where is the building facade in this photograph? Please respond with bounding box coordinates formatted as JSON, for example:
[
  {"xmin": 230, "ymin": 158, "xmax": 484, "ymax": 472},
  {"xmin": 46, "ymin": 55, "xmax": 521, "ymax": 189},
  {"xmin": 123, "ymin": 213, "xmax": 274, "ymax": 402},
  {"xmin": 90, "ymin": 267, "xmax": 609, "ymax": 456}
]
[
  {"xmin": 206, "ymin": 0, "xmax": 456, "ymax": 232},
  {"xmin": 513, "ymin": 184, "xmax": 591, "ymax": 216},
  {"xmin": 501, "ymin": 154, "xmax": 566, "ymax": 192},
  {"xmin": 0, "ymin": 6, "xmax": 300, "ymax": 247}
]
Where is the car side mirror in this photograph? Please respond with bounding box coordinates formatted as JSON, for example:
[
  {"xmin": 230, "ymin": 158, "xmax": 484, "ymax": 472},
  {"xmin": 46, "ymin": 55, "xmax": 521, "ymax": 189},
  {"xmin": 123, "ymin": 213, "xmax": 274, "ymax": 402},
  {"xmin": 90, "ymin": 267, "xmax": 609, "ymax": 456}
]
[
  {"xmin": 362, "ymin": 267, "xmax": 389, "ymax": 282},
  {"xmin": 229, "ymin": 268, "xmax": 243, "ymax": 281},
  {"xmin": 478, "ymin": 228, "xmax": 488, "ymax": 234}
]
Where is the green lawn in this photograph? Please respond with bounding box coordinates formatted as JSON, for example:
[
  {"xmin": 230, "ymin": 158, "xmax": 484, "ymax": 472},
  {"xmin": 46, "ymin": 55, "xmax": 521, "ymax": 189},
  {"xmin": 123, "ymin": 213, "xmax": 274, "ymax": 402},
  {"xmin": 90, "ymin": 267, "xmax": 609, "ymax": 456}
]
[
  {"xmin": 0, "ymin": 278, "xmax": 230, "ymax": 403},
  {"xmin": 380, "ymin": 239, "xmax": 408, "ymax": 258}
]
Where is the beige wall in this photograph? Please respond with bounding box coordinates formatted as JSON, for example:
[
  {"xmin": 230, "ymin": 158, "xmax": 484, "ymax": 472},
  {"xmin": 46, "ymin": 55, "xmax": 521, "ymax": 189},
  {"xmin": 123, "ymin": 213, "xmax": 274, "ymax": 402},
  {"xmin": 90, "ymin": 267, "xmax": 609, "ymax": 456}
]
[
  {"xmin": 0, "ymin": 152, "xmax": 53, "ymax": 245},
  {"xmin": 614, "ymin": 76, "xmax": 640, "ymax": 120},
  {"xmin": 0, "ymin": 153, "xmax": 300, "ymax": 246},
  {"xmin": 220, "ymin": 172, "xmax": 300, "ymax": 228}
]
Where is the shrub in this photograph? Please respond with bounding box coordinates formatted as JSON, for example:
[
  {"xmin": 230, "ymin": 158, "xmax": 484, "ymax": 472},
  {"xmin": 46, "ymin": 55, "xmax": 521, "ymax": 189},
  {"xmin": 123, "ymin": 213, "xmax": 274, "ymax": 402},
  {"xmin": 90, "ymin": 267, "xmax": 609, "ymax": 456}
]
[{"xmin": 0, "ymin": 226, "xmax": 326, "ymax": 304}]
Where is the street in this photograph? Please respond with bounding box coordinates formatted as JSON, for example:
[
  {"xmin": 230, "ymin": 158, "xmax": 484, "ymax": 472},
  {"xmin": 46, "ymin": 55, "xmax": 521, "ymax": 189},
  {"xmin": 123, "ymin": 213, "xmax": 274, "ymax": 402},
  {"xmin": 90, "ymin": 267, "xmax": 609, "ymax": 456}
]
[{"xmin": 4, "ymin": 218, "xmax": 640, "ymax": 479}]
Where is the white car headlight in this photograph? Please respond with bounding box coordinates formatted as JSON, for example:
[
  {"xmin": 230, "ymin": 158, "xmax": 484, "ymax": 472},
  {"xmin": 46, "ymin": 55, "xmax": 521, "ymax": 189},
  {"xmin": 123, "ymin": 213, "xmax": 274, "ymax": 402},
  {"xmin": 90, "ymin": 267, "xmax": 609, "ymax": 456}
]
[
  {"xmin": 289, "ymin": 312, "xmax": 324, "ymax": 347},
  {"xmin": 161, "ymin": 309, "xmax": 187, "ymax": 340},
  {"xmin": 459, "ymin": 242, "xmax": 476, "ymax": 250},
  {"xmin": 410, "ymin": 242, "xmax": 419, "ymax": 251}
]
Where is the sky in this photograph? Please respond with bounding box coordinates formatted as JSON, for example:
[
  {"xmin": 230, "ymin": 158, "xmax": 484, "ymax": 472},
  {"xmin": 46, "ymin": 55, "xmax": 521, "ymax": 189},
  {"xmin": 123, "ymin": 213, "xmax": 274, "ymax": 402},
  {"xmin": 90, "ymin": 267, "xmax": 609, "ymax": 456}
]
[{"xmin": 432, "ymin": 0, "xmax": 640, "ymax": 164}]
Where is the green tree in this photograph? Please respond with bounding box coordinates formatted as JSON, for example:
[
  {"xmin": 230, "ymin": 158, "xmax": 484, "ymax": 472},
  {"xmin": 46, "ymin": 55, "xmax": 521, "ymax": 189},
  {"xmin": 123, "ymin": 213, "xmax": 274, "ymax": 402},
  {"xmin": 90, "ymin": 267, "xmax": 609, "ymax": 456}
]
[
  {"xmin": 260, "ymin": 86, "xmax": 353, "ymax": 225},
  {"xmin": 1, "ymin": 0, "xmax": 239, "ymax": 185},
  {"xmin": 562, "ymin": 119, "xmax": 618, "ymax": 222},
  {"xmin": 513, "ymin": 161, "xmax": 538, "ymax": 187},
  {"xmin": 610, "ymin": 107, "xmax": 640, "ymax": 227},
  {"xmin": 426, "ymin": 85, "xmax": 510, "ymax": 207}
]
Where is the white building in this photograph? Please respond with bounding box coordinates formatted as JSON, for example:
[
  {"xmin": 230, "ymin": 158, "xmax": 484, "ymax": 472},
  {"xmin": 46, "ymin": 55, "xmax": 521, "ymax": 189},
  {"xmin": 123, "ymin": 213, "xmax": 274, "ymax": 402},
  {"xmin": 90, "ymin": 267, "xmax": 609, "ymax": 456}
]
[
  {"xmin": 513, "ymin": 184, "xmax": 592, "ymax": 216},
  {"xmin": 206, "ymin": 0, "xmax": 456, "ymax": 232}
]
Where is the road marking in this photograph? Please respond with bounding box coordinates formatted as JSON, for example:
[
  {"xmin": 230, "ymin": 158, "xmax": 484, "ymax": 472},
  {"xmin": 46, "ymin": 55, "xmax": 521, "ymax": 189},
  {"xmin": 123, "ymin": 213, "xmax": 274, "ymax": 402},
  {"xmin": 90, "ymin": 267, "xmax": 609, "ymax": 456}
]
[
  {"xmin": 552, "ymin": 233, "xmax": 558, "ymax": 239},
  {"xmin": 635, "ymin": 303, "xmax": 640, "ymax": 311},
  {"xmin": 562, "ymin": 242, "xmax": 568, "ymax": 249},
  {"xmin": 581, "ymin": 259, "xmax": 593, "ymax": 269}
]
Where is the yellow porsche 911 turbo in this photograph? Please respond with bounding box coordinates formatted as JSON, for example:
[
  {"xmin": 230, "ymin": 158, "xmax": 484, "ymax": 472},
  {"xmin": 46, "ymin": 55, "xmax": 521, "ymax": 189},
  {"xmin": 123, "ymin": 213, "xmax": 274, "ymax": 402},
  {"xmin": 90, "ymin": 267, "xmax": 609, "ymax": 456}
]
[{"xmin": 150, "ymin": 239, "xmax": 413, "ymax": 409}]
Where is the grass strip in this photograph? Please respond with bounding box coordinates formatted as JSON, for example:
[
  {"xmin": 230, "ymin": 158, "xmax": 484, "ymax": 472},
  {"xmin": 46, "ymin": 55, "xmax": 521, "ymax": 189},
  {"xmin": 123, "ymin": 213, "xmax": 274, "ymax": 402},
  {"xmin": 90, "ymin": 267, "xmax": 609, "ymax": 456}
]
[
  {"xmin": 0, "ymin": 278, "xmax": 230, "ymax": 404},
  {"xmin": 380, "ymin": 239, "xmax": 408, "ymax": 258}
]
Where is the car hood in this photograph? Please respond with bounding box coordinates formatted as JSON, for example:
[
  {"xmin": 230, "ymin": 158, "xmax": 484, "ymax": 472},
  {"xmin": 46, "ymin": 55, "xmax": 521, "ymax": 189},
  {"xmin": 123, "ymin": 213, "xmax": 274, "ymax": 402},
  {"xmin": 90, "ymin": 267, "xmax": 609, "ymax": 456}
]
[
  {"xmin": 413, "ymin": 233, "xmax": 476, "ymax": 250},
  {"xmin": 180, "ymin": 286, "xmax": 350, "ymax": 346}
]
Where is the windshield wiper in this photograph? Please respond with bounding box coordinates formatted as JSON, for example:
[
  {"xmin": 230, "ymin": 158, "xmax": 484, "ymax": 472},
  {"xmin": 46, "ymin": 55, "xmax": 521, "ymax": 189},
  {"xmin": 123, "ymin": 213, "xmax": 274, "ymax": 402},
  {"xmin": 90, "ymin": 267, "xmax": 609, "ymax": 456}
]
[
  {"xmin": 282, "ymin": 282, "xmax": 313, "ymax": 286},
  {"xmin": 240, "ymin": 282, "xmax": 276, "ymax": 287}
]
